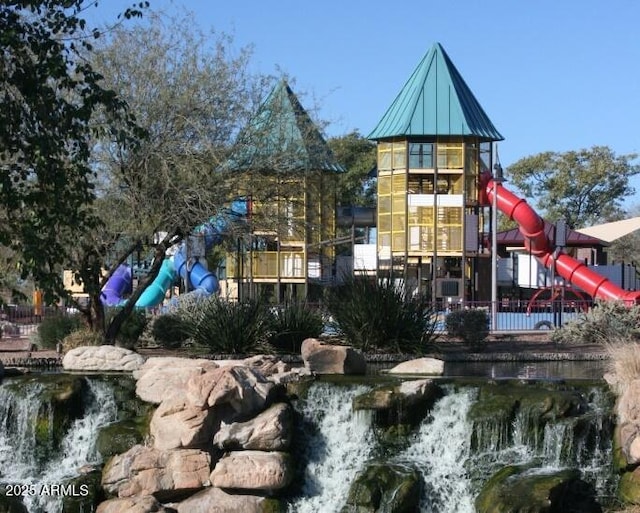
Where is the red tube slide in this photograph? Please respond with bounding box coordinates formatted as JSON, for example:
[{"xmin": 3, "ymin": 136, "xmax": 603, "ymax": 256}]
[{"xmin": 484, "ymin": 173, "xmax": 640, "ymax": 305}]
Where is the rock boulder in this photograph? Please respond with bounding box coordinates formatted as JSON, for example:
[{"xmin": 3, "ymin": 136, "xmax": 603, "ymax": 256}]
[
  {"xmin": 101, "ymin": 444, "xmax": 211, "ymax": 500},
  {"xmin": 386, "ymin": 357, "xmax": 445, "ymax": 375},
  {"xmin": 176, "ymin": 487, "xmax": 282, "ymax": 513},
  {"xmin": 97, "ymin": 495, "xmax": 170, "ymax": 513},
  {"xmin": 210, "ymin": 450, "xmax": 293, "ymax": 491},
  {"xmin": 301, "ymin": 338, "xmax": 366, "ymax": 375},
  {"xmin": 214, "ymin": 402, "xmax": 292, "ymax": 451},
  {"xmin": 134, "ymin": 357, "xmax": 219, "ymax": 404},
  {"xmin": 352, "ymin": 379, "xmax": 443, "ymax": 427},
  {"xmin": 62, "ymin": 345, "xmax": 145, "ymax": 372}
]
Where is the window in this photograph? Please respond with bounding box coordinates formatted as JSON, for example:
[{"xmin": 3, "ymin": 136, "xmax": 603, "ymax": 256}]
[{"xmin": 409, "ymin": 143, "xmax": 434, "ymax": 169}]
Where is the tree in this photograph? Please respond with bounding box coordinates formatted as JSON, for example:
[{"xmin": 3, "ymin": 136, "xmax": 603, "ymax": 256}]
[
  {"xmin": 327, "ymin": 130, "xmax": 377, "ymax": 207},
  {"xmin": 507, "ymin": 146, "xmax": 640, "ymax": 229},
  {"xmin": 79, "ymin": 10, "xmax": 268, "ymax": 341},
  {"xmin": 0, "ymin": 1, "xmax": 145, "ymax": 307}
]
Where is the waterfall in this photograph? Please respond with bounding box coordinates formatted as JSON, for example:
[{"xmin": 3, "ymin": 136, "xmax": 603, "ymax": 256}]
[
  {"xmin": 287, "ymin": 382, "xmax": 375, "ymax": 513},
  {"xmin": 0, "ymin": 377, "xmax": 118, "ymax": 513},
  {"xmin": 396, "ymin": 387, "xmax": 477, "ymax": 513}
]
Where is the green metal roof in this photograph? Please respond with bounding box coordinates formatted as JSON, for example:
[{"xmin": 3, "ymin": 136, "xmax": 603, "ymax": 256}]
[
  {"xmin": 226, "ymin": 80, "xmax": 344, "ymax": 173},
  {"xmin": 368, "ymin": 43, "xmax": 503, "ymax": 141}
]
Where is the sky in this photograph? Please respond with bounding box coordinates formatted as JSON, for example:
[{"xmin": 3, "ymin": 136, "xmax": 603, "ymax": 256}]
[{"xmin": 92, "ymin": 0, "xmax": 640, "ymax": 204}]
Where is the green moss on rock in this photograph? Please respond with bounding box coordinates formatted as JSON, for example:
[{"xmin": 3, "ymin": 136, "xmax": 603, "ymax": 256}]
[
  {"xmin": 476, "ymin": 465, "xmax": 602, "ymax": 513},
  {"xmin": 341, "ymin": 462, "xmax": 421, "ymax": 513},
  {"xmin": 60, "ymin": 470, "xmax": 104, "ymax": 513}
]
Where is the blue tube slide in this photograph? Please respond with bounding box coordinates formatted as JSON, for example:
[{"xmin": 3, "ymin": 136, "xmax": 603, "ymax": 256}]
[
  {"xmin": 173, "ymin": 247, "xmax": 219, "ymax": 295},
  {"xmin": 128, "ymin": 199, "xmax": 248, "ymax": 307},
  {"xmin": 100, "ymin": 265, "xmax": 132, "ymax": 306},
  {"xmin": 135, "ymin": 259, "xmax": 177, "ymax": 307}
]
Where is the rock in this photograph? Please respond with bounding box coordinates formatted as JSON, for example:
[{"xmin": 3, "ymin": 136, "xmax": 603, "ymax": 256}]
[
  {"xmin": 268, "ymin": 365, "xmax": 313, "ymax": 385},
  {"xmin": 62, "ymin": 345, "xmax": 145, "ymax": 372},
  {"xmin": 97, "ymin": 495, "xmax": 171, "ymax": 513},
  {"xmin": 149, "ymin": 366, "xmax": 278, "ymax": 450},
  {"xmin": 386, "ymin": 357, "xmax": 445, "ymax": 375},
  {"xmin": 176, "ymin": 487, "xmax": 282, "ymax": 513},
  {"xmin": 619, "ymin": 466, "xmax": 640, "ymax": 505},
  {"xmin": 352, "ymin": 379, "xmax": 442, "ymax": 427},
  {"xmin": 468, "ymin": 382, "xmax": 588, "ymax": 452},
  {"xmin": 186, "ymin": 366, "xmax": 276, "ymax": 414},
  {"xmin": 210, "ymin": 450, "xmax": 293, "ymax": 491},
  {"xmin": 149, "ymin": 394, "xmax": 216, "ymax": 450},
  {"xmin": 97, "ymin": 419, "xmax": 148, "ymax": 459},
  {"xmin": 213, "ymin": 355, "xmax": 290, "ymax": 377},
  {"xmin": 214, "ymin": 403, "xmax": 292, "ymax": 451},
  {"xmin": 134, "ymin": 357, "xmax": 219, "ymax": 404},
  {"xmin": 341, "ymin": 462, "xmax": 421, "ymax": 513},
  {"xmin": 301, "ymin": 338, "xmax": 366, "ymax": 375},
  {"xmin": 101, "ymin": 444, "xmax": 211, "ymax": 501},
  {"xmin": 0, "ymin": 360, "xmax": 3, "ymax": 379},
  {"xmin": 475, "ymin": 465, "xmax": 602, "ymax": 513},
  {"xmin": 61, "ymin": 470, "xmax": 104, "ymax": 513}
]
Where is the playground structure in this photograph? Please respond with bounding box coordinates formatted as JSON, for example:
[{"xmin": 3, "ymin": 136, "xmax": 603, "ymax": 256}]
[
  {"xmin": 100, "ymin": 200, "xmax": 247, "ymax": 308},
  {"xmin": 484, "ymin": 174, "xmax": 640, "ymax": 305},
  {"xmin": 94, "ymin": 44, "xmax": 640, "ymax": 317}
]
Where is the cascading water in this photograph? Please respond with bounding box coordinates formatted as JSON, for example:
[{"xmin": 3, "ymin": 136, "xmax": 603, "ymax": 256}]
[
  {"xmin": 289, "ymin": 381, "xmax": 615, "ymax": 512},
  {"xmin": 0, "ymin": 376, "xmax": 118, "ymax": 513},
  {"xmin": 287, "ymin": 382, "xmax": 375, "ymax": 513},
  {"xmin": 397, "ymin": 387, "xmax": 477, "ymax": 513}
]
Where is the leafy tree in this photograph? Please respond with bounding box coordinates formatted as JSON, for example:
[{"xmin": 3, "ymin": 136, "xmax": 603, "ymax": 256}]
[
  {"xmin": 328, "ymin": 130, "xmax": 376, "ymax": 207},
  {"xmin": 79, "ymin": 10, "xmax": 269, "ymax": 341},
  {"xmin": 507, "ymin": 146, "xmax": 640, "ymax": 229},
  {"xmin": 0, "ymin": 1, "xmax": 145, "ymax": 311},
  {"xmin": 606, "ymin": 204, "xmax": 640, "ymax": 265}
]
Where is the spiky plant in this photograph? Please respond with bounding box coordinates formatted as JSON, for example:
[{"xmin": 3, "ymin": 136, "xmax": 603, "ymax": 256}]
[
  {"xmin": 267, "ymin": 301, "xmax": 324, "ymax": 354},
  {"xmin": 189, "ymin": 296, "xmax": 272, "ymax": 354},
  {"xmin": 324, "ymin": 276, "xmax": 437, "ymax": 354}
]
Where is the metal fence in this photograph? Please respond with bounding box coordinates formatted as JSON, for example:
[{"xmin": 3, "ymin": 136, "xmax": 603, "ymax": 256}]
[
  {"xmin": 439, "ymin": 299, "xmax": 591, "ymax": 333},
  {"xmin": 0, "ymin": 297, "xmax": 592, "ymax": 342}
]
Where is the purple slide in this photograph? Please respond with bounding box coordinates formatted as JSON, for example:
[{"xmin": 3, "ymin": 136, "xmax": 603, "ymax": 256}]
[{"xmin": 100, "ymin": 265, "xmax": 132, "ymax": 306}]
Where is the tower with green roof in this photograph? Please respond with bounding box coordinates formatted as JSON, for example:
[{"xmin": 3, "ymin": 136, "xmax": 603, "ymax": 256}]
[
  {"xmin": 368, "ymin": 43, "xmax": 503, "ymax": 301},
  {"xmin": 222, "ymin": 80, "xmax": 343, "ymax": 301}
]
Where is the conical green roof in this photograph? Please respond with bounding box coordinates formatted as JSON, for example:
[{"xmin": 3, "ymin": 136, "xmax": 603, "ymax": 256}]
[
  {"xmin": 368, "ymin": 43, "xmax": 503, "ymax": 141},
  {"xmin": 227, "ymin": 80, "xmax": 344, "ymax": 173}
]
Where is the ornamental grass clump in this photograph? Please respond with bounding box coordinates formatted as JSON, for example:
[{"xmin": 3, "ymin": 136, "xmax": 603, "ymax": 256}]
[
  {"xmin": 324, "ymin": 276, "xmax": 437, "ymax": 353},
  {"xmin": 551, "ymin": 300, "xmax": 640, "ymax": 346},
  {"xmin": 189, "ymin": 296, "xmax": 272, "ymax": 354},
  {"xmin": 267, "ymin": 301, "xmax": 324, "ymax": 354},
  {"xmin": 604, "ymin": 338, "xmax": 640, "ymax": 394}
]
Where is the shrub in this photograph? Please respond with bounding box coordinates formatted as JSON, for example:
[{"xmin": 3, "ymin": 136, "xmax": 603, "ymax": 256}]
[
  {"xmin": 324, "ymin": 276, "xmax": 438, "ymax": 353},
  {"xmin": 445, "ymin": 308, "xmax": 489, "ymax": 350},
  {"xmin": 551, "ymin": 301, "xmax": 640, "ymax": 346},
  {"xmin": 190, "ymin": 297, "xmax": 271, "ymax": 354},
  {"xmin": 267, "ymin": 301, "xmax": 324, "ymax": 354},
  {"xmin": 106, "ymin": 308, "xmax": 149, "ymax": 348},
  {"xmin": 61, "ymin": 328, "xmax": 104, "ymax": 353},
  {"xmin": 151, "ymin": 314, "xmax": 191, "ymax": 349},
  {"xmin": 37, "ymin": 314, "xmax": 83, "ymax": 349}
]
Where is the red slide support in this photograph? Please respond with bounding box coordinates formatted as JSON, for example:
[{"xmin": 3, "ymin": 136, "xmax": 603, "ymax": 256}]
[{"xmin": 483, "ymin": 173, "xmax": 640, "ymax": 305}]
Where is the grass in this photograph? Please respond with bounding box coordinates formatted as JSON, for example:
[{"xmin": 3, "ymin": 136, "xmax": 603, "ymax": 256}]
[{"xmin": 604, "ymin": 338, "xmax": 640, "ymax": 394}]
